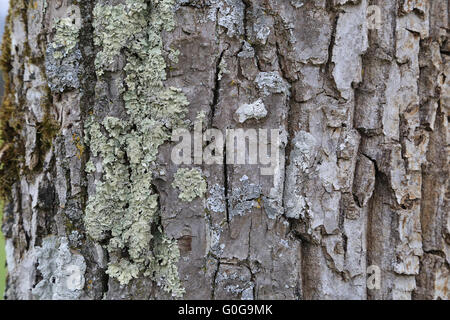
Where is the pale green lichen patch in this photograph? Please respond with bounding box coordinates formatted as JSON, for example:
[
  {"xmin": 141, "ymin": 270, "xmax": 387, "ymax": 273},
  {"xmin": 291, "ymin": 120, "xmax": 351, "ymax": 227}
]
[
  {"xmin": 84, "ymin": 0, "xmax": 186, "ymax": 297},
  {"xmin": 51, "ymin": 12, "xmax": 81, "ymax": 58},
  {"xmin": 173, "ymin": 168, "xmax": 207, "ymax": 202},
  {"xmin": 145, "ymin": 229, "xmax": 185, "ymax": 297},
  {"xmin": 106, "ymin": 259, "xmax": 140, "ymax": 286},
  {"xmin": 92, "ymin": 0, "xmax": 148, "ymax": 76}
]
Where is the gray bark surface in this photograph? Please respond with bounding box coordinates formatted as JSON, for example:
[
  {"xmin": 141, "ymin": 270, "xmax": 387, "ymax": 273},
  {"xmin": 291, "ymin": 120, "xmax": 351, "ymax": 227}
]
[{"xmin": 0, "ymin": 0, "xmax": 448, "ymax": 300}]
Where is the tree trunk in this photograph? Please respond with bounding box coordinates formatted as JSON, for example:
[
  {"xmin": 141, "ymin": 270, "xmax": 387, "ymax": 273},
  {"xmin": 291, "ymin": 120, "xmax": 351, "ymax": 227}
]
[{"xmin": 1, "ymin": 0, "xmax": 448, "ymax": 300}]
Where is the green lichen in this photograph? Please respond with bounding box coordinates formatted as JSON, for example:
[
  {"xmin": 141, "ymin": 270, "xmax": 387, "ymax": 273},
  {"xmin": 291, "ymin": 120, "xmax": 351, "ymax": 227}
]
[
  {"xmin": 85, "ymin": 0, "xmax": 187, "ymax": 297},
  {"xmin": 145, "ymin": 229, "xmax": 184, "ymax": 297},
  {"xmin": 92, "ymin": 0, "xmax": 148, "ymax": 76},
  {"xmin": 172, "ymin": 168, "xmax": 207, "ymax": 202},
  {"xmin": 106, "ymin": 259, "xmax": 140, "ymax": 286},
  {"xmin": 51, "ymin": 12, "xmax": 81, "ymax": 59}
]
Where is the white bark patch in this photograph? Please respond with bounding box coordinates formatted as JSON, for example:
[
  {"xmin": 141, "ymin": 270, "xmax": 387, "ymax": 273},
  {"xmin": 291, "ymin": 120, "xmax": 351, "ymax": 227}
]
[
  {"xmin": 234, "ymin": 99, "xmax": 267, "ymax": 123},
  {"xmin": 332, "ymin": 0, "xmax": 369, "ymax": 99}
]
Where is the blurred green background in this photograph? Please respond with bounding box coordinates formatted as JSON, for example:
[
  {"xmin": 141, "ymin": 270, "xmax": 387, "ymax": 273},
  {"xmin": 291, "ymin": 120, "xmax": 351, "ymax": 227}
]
[{"xmin": 0, "ymin": 1, "xmax": 8, "ymax": 300}]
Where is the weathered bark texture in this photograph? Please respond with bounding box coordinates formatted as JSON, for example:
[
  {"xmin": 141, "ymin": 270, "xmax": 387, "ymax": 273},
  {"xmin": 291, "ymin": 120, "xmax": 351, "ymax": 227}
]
[{"xmin": 0, "ymin": 0, "xmax": 448, "ymax": 300}]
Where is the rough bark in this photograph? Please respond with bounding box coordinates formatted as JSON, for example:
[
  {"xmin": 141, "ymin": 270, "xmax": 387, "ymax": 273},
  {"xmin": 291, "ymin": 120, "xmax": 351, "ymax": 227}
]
[{"xmin": 0, "ymin": 0, "xmax": 448, "ymax": 300}]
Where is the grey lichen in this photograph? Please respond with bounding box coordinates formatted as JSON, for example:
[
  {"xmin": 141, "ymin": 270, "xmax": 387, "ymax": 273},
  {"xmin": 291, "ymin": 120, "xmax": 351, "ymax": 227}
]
[
  {"xmin": 290, "ymin": 0, "xmax": 305, "ymax": 9},
  {"xmin": 172, "ymin": 168, "xmax": 207, "ymax": 202},
  {"xmin": 229, "ymin": 175, "xmax": 261, "ymax": 218},
  {"xmin": 234, "ymin": 99, "xmax": 267, "ymax": 123},
  {"xmin": 45, "ymin": 6, "xmax": 82, "ymax": 93},
  {"xmin": 32, "ymin": 236, "xmax": 86, "ymax": 300},
  {"xmin": 254, "ymin": 72, "xmax": 291, "ymax": 96},
  {"xmin": 207, "ymin": 184, "xmax": 226, "ymax": 213},
  {"xmin": 84, "ymin": 0, "xmax": 187, "ymax": 297},
  {"xmin": 209, "ymin": 224, "xmax": 225, "ymax": 256},
  {"xmin": 215, "ymin": 264, "xmax": 255, "ymax": 299},
  {"xmin": 205, "ymin": 0, "xmax": 245, "ymax": 37}
]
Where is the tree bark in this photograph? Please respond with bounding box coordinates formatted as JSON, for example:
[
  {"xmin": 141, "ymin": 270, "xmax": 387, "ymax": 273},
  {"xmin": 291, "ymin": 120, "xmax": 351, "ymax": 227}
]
[{"xmin": 0, "ymin": 0, "xmax": 448, "ymax": 300}]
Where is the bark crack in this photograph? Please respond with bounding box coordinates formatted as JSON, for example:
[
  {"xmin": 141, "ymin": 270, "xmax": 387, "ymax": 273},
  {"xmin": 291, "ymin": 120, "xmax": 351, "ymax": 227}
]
[{"xmin": 209, "ymin": 49, "xmax": 226, "ymax": 128}]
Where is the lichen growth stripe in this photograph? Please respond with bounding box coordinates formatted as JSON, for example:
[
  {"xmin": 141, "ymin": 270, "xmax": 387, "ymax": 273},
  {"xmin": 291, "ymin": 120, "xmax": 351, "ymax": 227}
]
[{"xmin": 84, "ymin": 0, "xmax": 187, "ymax": 297}]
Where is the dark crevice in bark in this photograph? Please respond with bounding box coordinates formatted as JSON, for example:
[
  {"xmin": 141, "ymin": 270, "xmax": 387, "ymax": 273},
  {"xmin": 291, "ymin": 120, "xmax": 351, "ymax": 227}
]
[
  {"xmin": 244, "ymin": 262, "xmax": 256, "ymax": 299},
  {"xmin": 320, "ymin": 242, "xmax": 350, "ymax": 281},
  {"xmin": 324, "ymin": 12, "xmax": 339, "ymax": 91},
  {"xmin": 361, "ymin": 152, "xmax": 379, "ymax": 173},
  {"xmin": 78, "ymin": 0, "xmax": 97, "ymax": 212},
  {"xmin": 209, "ymin": 49, "xmax": 226, "ymax": 128},
  {"xmin": 342, "ymin": 230, "xmax": 348, "ymax": 257},
  {"xmin": 423, "ymin": 250, "xmax": 447, "ymax": 259},
  {"xmin": 365, "ymin": 171, "xmax": 377, "ymax": 301},
  {"xmin": 144, "ymin": 181, "xmax": 180, "ymax": 297},
  {"xmin": 241, "ymin": 0, "xmax": 250, "ymax": 41},
  {"xmin": 223, "ymin": 140, "xmax": 230, "ymax": 226},
  {"xmin": 272, "ymin": 24, "xmax": 295, "ymax": 215},
  {"xmin": 24, "ymin": 232, "xmax": 31, "ymax": 251},
  {"xmin": 178, "ymin": 0, "xmax": 209, "ymax": 9},
  {"xmin": 101, "ymin": 267, "xmax": 110, "ymax": 298},
  {"xmin": 236, "ymin": 0, "xmax": 251, "ymax": 75},
  {"xmin": 211, "ymin": 258, "xmax": 220, "ymax": 300}
]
